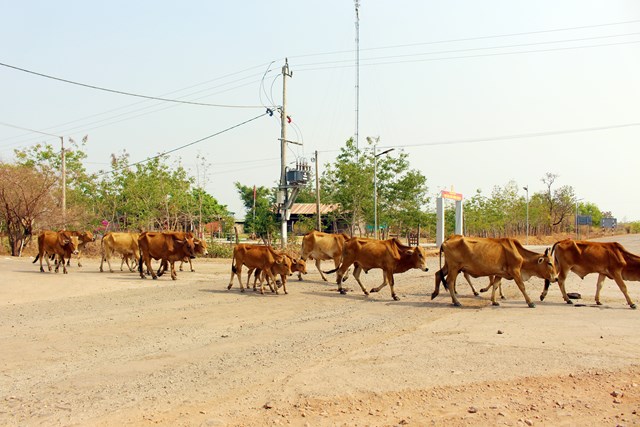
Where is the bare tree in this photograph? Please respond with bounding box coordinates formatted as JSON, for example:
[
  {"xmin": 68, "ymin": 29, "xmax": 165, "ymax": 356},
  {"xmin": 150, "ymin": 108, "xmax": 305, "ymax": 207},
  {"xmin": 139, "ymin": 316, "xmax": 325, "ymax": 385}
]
[{"xmin": 0, "ymin": 164, "xmax": 59, "ymax": 256}]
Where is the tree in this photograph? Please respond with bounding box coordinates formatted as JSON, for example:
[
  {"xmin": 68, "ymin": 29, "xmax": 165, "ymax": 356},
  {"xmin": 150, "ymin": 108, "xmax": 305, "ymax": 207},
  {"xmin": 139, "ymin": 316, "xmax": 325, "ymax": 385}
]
[
  {"xmin": 541, "ymin": 173, "xmax": 575, "ymax": 232},
  {"xmin": 321, "ymin": 137, "xmax": 429, "ymax": 236},
  {"xmin": 0, "ymin": 164, "xmax": 59, "ymax": 255},
  {"xmin": 235, "ymin": 183, "xmax": 278, "ymax": 244}
]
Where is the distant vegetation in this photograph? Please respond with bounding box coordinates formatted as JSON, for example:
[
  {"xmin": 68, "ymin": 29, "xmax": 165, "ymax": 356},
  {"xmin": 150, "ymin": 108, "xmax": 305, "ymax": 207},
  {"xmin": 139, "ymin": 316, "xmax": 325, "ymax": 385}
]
[{"xmin": 0, "ymin": 136, "xmax": 622, "ymax": 256}]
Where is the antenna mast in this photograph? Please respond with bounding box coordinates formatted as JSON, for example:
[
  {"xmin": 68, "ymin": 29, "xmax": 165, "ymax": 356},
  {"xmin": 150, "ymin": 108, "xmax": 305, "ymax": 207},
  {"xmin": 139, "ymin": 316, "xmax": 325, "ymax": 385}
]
[{"xmin": 354, "ymin": 0, "xmax": 360, "ymax": 159}]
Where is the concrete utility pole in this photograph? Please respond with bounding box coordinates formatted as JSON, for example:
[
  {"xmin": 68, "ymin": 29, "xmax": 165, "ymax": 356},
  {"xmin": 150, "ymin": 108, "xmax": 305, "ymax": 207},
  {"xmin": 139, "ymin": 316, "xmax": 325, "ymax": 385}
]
[
  {"xmin": 354, "ymin": 0, "xmax": 360, "ymax": 158},
  {"xmin": 280, "ymin": 59, "xmax": 292, "ymax": 248},
  {"xmin": 315, "ymin": 150, "xmax": 321, "ymax": 231}
]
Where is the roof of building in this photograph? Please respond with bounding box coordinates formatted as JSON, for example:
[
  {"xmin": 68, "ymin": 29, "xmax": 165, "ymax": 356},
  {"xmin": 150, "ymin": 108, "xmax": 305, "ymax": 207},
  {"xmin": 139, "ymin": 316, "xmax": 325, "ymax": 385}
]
[{"xmin": 289, "ymin": 203, "xmax": 340, "ymax": 215}]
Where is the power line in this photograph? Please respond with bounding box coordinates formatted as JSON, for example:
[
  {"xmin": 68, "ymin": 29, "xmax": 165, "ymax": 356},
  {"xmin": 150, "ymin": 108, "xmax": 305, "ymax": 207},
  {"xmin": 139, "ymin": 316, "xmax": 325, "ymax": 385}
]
[
  {"xmin": 0, "ymin": 61, "xmax": 269, "ymax": 109},
  {"xmin": 0, "ymin": 121, "xmax": 61, "ymax": 138},
  {"xmin": 296, "ymin": 39, "xmax": 640, "ymax": 71},
  {"xmin": 385, "ymin": 122, "xmax": 640, "ymax": 149},
  {"xmin": 289, "ymin": 18, "xmax": 640, "ymax": 60},
  {"xmin": 97, "ymin": 112, "xmax": 267, "ymax": 176},
  {"xmin": 295, "ymin": 31, "xmax": 640, "ymax": 68}
]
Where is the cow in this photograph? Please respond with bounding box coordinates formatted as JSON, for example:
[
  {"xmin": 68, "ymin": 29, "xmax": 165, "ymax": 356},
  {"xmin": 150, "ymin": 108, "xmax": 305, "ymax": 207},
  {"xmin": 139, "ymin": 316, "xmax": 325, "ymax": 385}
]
[
  {"xmin": 247, "ymin": 255, "xmax": 307, "ymax": 293},
  {"xmin": 298, "ymin": 231, "xmax": 351, "ymax": 281},
  {"xmin": 179, "ymin": 237, "xmax": 209, "ymax": 272},
  {"xmin": 327, "ymin": 237, "xmax": 429, "ymax": 301},
  {"xmin": 66, "ymin": 230, "xmax": 96, "ymax": 267},
  {"xmin": 227, "ymin": 244, "xmax": 291, "ymax": 294},
  {"xmin": 32, "ymin": 230, "xmax": 79, "ymax": 274},
  {"xmin": 138, "ymin": 231, "xmax": 196, "ymax": 280},
  {"xmin": 100, "ymin": 232, "xmax": 140, "ymax": 273},
  {"xmin": 539, "ymin": 239, "xmax": 639, "ymax": 309},
  {"xmin": 432, "ymin": 235, "xmax": 557, "ymax": 307}
]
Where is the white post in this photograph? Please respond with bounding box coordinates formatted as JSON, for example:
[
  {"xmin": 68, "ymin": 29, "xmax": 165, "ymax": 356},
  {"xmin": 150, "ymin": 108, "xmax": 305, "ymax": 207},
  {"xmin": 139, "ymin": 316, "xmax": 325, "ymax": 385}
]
[
  {"xmin": 454, "ymin": 200, "xmax": 463, "ymax": 235},
  {"xmin": 436, "ymin": 197, "xmax": 444, "ymax": 247}
]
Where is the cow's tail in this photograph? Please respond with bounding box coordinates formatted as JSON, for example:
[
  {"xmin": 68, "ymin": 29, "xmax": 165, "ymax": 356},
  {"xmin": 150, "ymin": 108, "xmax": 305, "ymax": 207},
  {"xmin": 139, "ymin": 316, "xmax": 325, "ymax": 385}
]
[
  {"xmin": 439, "ymin": 244, "xmax": 448, "ymax": 290},
  {"xmin": 231, "ymin": 258, "xmax": 237, "ymax": 274},
  {"xmin": 138, "ymin": 255, "xmax": 143, "ymax": 275},
  {"xmin": 33, "ymin": 254, "xmax": 40, "ymax": 263},
  {"xmin": 323, "ymin": 268, "xmax": 338, "ymax": 275}
]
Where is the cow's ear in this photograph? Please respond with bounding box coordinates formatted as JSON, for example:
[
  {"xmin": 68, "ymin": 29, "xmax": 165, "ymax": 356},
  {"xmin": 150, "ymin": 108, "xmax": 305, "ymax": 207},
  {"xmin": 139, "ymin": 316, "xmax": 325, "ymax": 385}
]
[
  {"xmin": 544, "ymin": 248, "xmax": 549, "ymax": 256},
  {"xmin": 406, "ymin": 249, "xmax": 414, "ymax": 255},
  {"xmin": 538, "ymin": 257, "xmax": 545, "ymax": 264}
]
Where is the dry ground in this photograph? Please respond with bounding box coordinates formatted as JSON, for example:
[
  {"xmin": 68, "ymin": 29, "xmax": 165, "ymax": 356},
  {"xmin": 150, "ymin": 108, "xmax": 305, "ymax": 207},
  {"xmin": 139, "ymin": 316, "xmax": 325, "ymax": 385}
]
[{"xmin": 1, "ymin": 235, "xmax": 640, "ymax": 426}]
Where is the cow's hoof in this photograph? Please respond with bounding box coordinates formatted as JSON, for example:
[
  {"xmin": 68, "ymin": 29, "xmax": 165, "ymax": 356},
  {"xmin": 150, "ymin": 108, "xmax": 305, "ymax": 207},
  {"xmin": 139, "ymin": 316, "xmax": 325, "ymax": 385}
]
[
  {"xmin": 152, "ymin": 276, "xmax": 158, "ymax": 280},
  {"xmin": 501, "ymin": 296, "xmax": 505, "ymax": 300},
  {"xmin": 430, "ymin": 292, "xmax": 437, "ymax": 300},
  {"xmin": 369, "ymin": 288, "xmax": 378, "ymax": 294},
  {"xmin": 596, "ymin": 301, "xmax": 602, "ymax": 305},
  {"xmin": 392, "ymin": 295, "xmax": 400, "ymax": 301},
  {"xmin": 492, "ymin": 301, "xmax": 500, "ymax": 306},
  {"xmin": 473, "ymin": 292, "xmax": 479, "ymax": 296},
  {"xmin": 630, "ymin": 304, "xmax": 637, "ymax": 309},
  {"xmin": 227, "ymin": 284, "xmax": 233, "ymax": 290},
  {"xmin": 453, "ymin": 301, "xmax": 461, "ymax": 307},
  {"xmin": 339, "ymin": 289, "xmax": 347, "ymax": 295},
  {"xmin": 539, "ymin": 294, "xmax": 546, "ymax": 301},
  {"xmin": 241, "ymin": 288, "xmax": 246, "ymax": 293},
  {"xmin": 566, "ymin": 300, "xmax": 573, "ymax": 305},
  {"xmin": 528, "ymin": 302, "xmax": 536, "ymax": 308}
]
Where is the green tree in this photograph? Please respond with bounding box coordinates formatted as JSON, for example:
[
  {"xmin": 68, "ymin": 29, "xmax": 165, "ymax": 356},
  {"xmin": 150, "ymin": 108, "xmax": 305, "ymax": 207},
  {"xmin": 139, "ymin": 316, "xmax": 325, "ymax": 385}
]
[{"xmin": 235, "ymin": 183, "xmax": 278, "ymax": 244}]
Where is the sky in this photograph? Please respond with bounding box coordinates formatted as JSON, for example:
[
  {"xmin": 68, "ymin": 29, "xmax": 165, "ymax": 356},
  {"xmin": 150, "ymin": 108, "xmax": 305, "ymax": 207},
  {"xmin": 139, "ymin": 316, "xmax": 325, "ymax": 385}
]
[{"xmin": 1, "ymin": 1, "xmax": 639, "ymax": 222}]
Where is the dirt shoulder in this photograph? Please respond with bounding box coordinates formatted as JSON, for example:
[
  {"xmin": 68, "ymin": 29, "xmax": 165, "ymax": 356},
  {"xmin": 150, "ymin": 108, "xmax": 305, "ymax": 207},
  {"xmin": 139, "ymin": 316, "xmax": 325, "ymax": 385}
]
[{"xmin": 1, "ymin": 235, "xmax": 639, "ymax": 426}]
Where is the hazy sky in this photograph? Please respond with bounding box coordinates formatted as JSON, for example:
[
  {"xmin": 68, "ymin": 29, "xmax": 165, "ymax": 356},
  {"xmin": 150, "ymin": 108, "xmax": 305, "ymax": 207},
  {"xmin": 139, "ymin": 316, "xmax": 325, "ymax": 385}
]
[{"xmin": 1, "ymin": 1, "xmax": 639, "ymax": 221}]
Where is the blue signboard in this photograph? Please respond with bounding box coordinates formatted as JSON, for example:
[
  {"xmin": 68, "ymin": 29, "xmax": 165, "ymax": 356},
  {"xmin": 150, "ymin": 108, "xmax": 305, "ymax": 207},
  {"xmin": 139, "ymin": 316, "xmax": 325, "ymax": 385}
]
[
  {"xmin": 577, "ymin": 215, "xmax": 592, "ymax": 226},
  {"xmin": 601, "ymin": 217, "xmax": 617, "ymax": 229}
]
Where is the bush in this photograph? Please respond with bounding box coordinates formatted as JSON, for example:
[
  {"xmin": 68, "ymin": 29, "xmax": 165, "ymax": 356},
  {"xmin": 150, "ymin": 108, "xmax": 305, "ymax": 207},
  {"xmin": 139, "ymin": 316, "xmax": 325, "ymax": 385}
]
[{"xmin": 206, "ymin": 241, "xmax": 234, "ymax": 258}]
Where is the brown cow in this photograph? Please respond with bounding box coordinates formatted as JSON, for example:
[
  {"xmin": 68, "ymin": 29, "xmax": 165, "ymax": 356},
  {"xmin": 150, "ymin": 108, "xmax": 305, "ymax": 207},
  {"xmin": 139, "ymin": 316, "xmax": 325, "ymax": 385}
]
[
  {"xmin": 66, "ymin": 230, "xmax": 96, "ymax": 267},
  {"xmin": 540, "ymin": 239, "xmax": 639, "ymax": 309},
  {"xmin": 328, "ymin": 237, "xmax": 429, "ymax": 301},
  {"xmin": 32, "ymin": 230, "xmax": 79, "ymax": 274},
  {"xmin": 298, "ymin": 231, "xmax": 351, "ymax": 281},
  {"xmin": 179, "ymin": 238, "xmax": 209, "ymax": 272},
  {"xmin": 227, "ymin": 244, "xmax": 291, "ymax": 294},
  {"xmin": 138, "ymin": 231, "xmax": 196, "ymax": 280},
  {"xmin": 248, "ymin": 255, "xmax": 307, "ymax": 293},
  {"xmin": 433, "ymin": 235, "xmax": 557, "ymax": 307},
  {"xmin": 100, "ymin": 232, "xmax": 140, "ymax": 273}
]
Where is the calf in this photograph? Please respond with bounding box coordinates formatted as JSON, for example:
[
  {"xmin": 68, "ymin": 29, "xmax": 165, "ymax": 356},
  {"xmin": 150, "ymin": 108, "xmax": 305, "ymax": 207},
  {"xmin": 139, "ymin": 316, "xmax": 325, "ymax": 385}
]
[{"xmin": 227, "ymin": 244, "xmax": 291, "ymax": 294}]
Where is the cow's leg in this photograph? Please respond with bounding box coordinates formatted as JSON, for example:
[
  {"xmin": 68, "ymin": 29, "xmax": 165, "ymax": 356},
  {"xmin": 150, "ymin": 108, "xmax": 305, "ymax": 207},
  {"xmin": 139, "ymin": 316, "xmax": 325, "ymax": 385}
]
[
  {"xmin": 318, "ymin": 259, "xmax": 328, "ymax": 282},
  {"xmin": 512, "ymin": 275, "xmax": 535, "ymax": 308},
  {"xmin": 44, "ymin": 251, "xmax": 53, "ymax": 272},
  {"xmin": 39, "ymin": 251, "xmax": 46, "ymax": 272},
  {"xmin": 611, "ymin": 272, "xmax": 636, "ymax": 309},
  {"xmin": 480, "ymin": 276, "xmax": 504, "ymax": 299},
  {"xmin": 179, "ymin": 260, "xmax": 184, "ymax": 271},
  {"xmin": 106, "ymin": 247, "xmax": 115, "ymax": 273},
  {"xmin": 170, "ymin": 261, "xmax": 177, "ymax": 280},
  {"xmin": 349, "ymin": 266, "xmax": 369, "ymax": 295},
  {"xmin": 77, "ymin": 251, "xmax": 82, "ymax": 267},
  {"xmin": 280, "ymin": 274, "xmax": 288, "ymax": 294},
  {"xmin": 595, "ymin": 273, "xmax": 606, "ymax": 305},
  {"xmin": 386, "ymin": 271, "xmax": 400, "ymax": 301},
  {"xmin": 189, "ymin": 258, "xmax": 194, "ymax": 272},
  {"xmin": 228, "ymin": 263, "xmax": 244, "ymax": 291},
  {"xmin": 445, "ymin": 270, "xmax": 462, "ymax": 307},
  {"xmin": 540, "ymin": 270, "xmax": 572, "ymax": 304},
  {"xmin": 490, "ymin": 277, "xmax": 503, "ymax": 306},
  {"xmin": 431, "ymin": 268, "xmax": 445, "ymax": 300},
  {"xmin": 463, "ymin": 272, "xmax": 479, "ymax": 296},
  {"xmin": 297, "ymin": 256, "xmax": 307, "ymax": 281}
]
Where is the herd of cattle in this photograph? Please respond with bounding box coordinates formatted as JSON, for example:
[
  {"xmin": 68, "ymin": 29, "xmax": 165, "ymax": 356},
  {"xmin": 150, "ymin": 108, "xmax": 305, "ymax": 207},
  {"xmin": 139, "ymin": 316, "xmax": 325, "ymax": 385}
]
[{"xmin": 31, "ymin": 229, "xmax": 640, "ymax": 309}]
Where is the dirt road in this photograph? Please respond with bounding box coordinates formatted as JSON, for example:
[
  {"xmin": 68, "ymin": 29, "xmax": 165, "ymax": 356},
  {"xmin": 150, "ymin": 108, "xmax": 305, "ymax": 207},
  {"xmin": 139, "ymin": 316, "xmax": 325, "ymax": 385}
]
[{"xmin": 1, "ymin": 235, "xmax": 639, "ymax": 426}]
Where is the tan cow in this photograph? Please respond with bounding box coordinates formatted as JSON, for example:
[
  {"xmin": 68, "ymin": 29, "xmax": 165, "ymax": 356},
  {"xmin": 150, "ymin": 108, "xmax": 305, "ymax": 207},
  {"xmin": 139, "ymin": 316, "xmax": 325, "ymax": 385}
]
[
  {"xmin": 433, "ymin": 235, "xmax": 557, "ymax": 307},
  {"xmin": 298, "ymin": 231, "xmax": 351, "ymax": 281},
  {"xmin": 539, "ymin": 239, "xmax": 639, "ymax": 309},
  {"xmin": 327, "ymin": 237, "xmax": 429, "ymax": 301},
  {"xmin": 32, "ymin": 230, "xmax": 79, "ymax": 274},
  {"xmin": 138, "ymin": 231, "xmax": 196, "ymax": 280},
  {"xmin": 227, "ymin": 244, "xmax": 291, "ymax": 294},
  {"xmin": 100, "ymin": 232, "xmax": 140, "ymax": 273},
  {"xmin": 179, "ymin": 238, "xmax": 209, "ymax": 272}
]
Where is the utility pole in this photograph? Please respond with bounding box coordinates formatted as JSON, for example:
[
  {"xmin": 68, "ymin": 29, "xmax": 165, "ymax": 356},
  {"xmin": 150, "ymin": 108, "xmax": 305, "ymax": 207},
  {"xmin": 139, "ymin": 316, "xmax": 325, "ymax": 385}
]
[
  {"xmin": 315, "ymin": 150, "xmax": 321, "ymax": 231},
  {"xmin": 280, "ymin": 59, "xmax": 292, "ymax": 248},
  {"xmin": 61, "ymin": 136, "xmax": 66, "ymax": 228}
]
